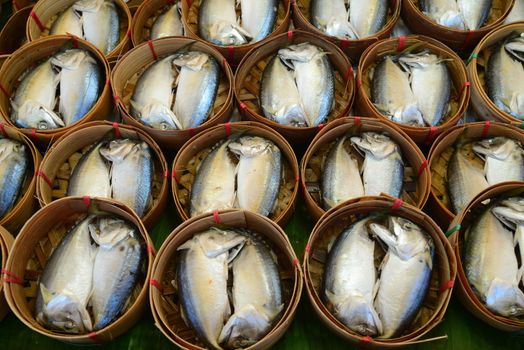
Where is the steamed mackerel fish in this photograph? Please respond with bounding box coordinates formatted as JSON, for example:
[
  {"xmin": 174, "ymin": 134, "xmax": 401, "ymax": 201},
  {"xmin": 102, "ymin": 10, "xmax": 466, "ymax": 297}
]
[
  {"xmin": 322, "ymin": 136, "xmax": 364, "ymax": 210},
  {"xmin": 150, "ymin": 3, "xmax": 184, "ymax": 40},
  {"xmin": 68, "ymin": 141, "xmax": 112, "ymax": 198},
  {"xmin": 457, "ymin": 0, "xmax": 491, "ymax": 30},
  {"xmin": 310, "ymin": 0, "xmax": 356, "ymax": 39},
  {"xmin": 228, "ymin": 136, "xmax": 281, "ymax": 217},
  {"xmin": 473, "ymin": 137, "xmax": 524, "ymax": 185},
  {"xmin": 176, "ymin": 229, "xmax": 246, "ymax": 350},
  {"xmin": 323, "ymin": 218, "xmax": 382, "ymax": 336},
  {"xmin": 50, "ymin": 6, "xmax": 83, "ymax": 37},
  {"xmin": 278, "ymin": 43, "xmax": 334, "ymax": 127},
  {"xmin": 349, "ymin": 0, "xmax": 388, "ymax": 38},
  {"xmin": 199, "ymin": 0, "xmax": 251, "ymax": 45},
  {"xmin": 420, "ymin": 0, "xmax": 464, "ymax": 29},
  {"xmin": 369, "ymin": 217, "xmax": 434, "ymax": 338},
  {"xmin": 240, "ymin": 0, "xmax": 277, "ymax": 42},
  {"xmin": 0, "ymin": 139, "xmax": 28, "ymax": 219}
]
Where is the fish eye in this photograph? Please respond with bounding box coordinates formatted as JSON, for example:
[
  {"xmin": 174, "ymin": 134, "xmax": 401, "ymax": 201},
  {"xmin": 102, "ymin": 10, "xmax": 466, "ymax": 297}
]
[{"xmin": 38, "ymin": 122, "xmax": 49, "ymax": 130}]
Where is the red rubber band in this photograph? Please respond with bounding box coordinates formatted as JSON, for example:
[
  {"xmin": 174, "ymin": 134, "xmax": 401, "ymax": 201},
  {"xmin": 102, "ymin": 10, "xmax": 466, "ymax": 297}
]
[
  {"xmin": 0, "ymin": 122, "xmax": 7, "ymax": 137},
  {"xmin": 112, "ymin": 122, "xmax": 122, "ymax": 138},
  {"xmin": 1, "ymin": 269, "xmax": 23, "ymax": 285},
  {"xmin": 147, "ymin": 244, "xmax": 155, "ymax": 255},
  {"xmin": 163, "ymin": 170, "xmax": 169, "ymax": 178},
  {"xmin": 113, "ymin": 95, "xmax": 121, "ymax": 103},
  {"xmin": 360, "ymin": 336, "xmax": 372, "ymax": 344},
  {"xmin": 224, "ymin": 122, "xmax": 232, "ymax": 136},
  {"xmin": 440, "ymin": 279, "xmax": 455, "ymax": 293},
  {"xmin": 126, "ymin": 28, "xmax": 131, "ymax": 38},
  {"xmin": 213, "ymin": 210, "xmax": 221, "ymax": 224},
  {"xmin": 36, "ymin": 171, "xmax": 53, "ymax": 188},
  {"xmin": 105, "ymin": 79, "xmax": 110, "ymax": 86},
  {"xmin": 88, "ymin": 332, "xmax": 101, "ymax": 343},
  {"xmin": 318, "ymin": 123, "xmax": 325, "ymax": 130},
  {"xmin": 287, "ymin": 30, "xmax": 293, "ymax": 41},
  {"xmin": 30, "ymin": 128, "xmax": 39, "ymax": 141},
  {"xmin": 0, "ymin": 84, "xmax": 10, "ymax": 98},
  {"xmin": 481, "ymin": 120, "xmax": 491, "ymax": 138},
  {"xmin": 424, "ymin": 126, "xmax": 438, "ymax": 146},
  {"xmin": 391, "ymin": 198, "xmax": 403, "ymax": 210},
  {"xmin": 171, "ymin": 169, "xmax": 179, "ymax": 183},
  {"xmin": 460, "ymin": 30, "xmax": 474, "ymax": 51},
  {"xmin": 83, "ymin": 196, "xmax": 91, "ymax": 207},
  {"xmin": 227, "ymin": 46, "xmax": 235, "ymax": 62},
  {"xmin": 344, "ymin": 66, "xmax": 353, "ymax": 82},
  {"xmin": 147, "ymin": 40, "xmax": 158, "ymax": 60},
  {"xmin": 339, "ymin": 39, "xmax": 349, "ymax": 51},
  {"xmin": 70, "ymin": 35, "xmax": 79, "ymax": 49},
  {"xmin": 30, "ymin": 11, "xmax": 45, "ymax": 32},
  {"xmin": 357, "ymin": 80, "xmax": 363, "ymax": 89},
  {"xmin": 150, "ymin": 278, "xmax": 163, "ymax": 292},
  {"xmin": 187, "ymin": 128, "xmax": 196, "ymax": 137},
  {"xmin": 239, "ymin": 102, "xmax": 247, "ymax": 111},
  {"xmin": 292, "ymin": 258, "xmax": 299, "ymax": 266},
  {"xmin": 354, "ymin": 116, "xmax": 361, "ymax": 125},
  {"xmin": 397, "ymin": 36, "xmax": 406, "ymax": 52},
  {"xmin": 417, "ymin": 160, "xmax": 428, "ymax": 178},
  {"xmin": 295, "ymin": 175, "xmax": 300, "ymax": 183},
  {"xmin": 305, "ymin": 243, "xmax": 312, "ymax": 253}
]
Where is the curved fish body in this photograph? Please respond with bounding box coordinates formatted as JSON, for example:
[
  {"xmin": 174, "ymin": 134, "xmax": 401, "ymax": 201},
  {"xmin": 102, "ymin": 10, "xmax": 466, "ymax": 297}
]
[
  {"xmin": 177, "ymin": 229, "xmax": 246, "ymax": 350},
  {"xmin": 219, "ymin": 234, "xmax": 283, "ymax": 348},
  {"xmin": 260, "ymin": 55, "xmax": 307, "ymax": 126},
  {"xmin": 0, "ymin": 139, "xmax": 28, "ymax": 219},
  {"xmin": 68, "ymin": 141, "xmax": 111, "ymax": 198},
  {"xmin": 310, "ymin": 0, "xmax": 356, "ymax": 39},
  {"xmin": 322, "ymin": 136, "xmax": 364, "ymax": 210},
  {"xmin": 50, "ymin": 6, "xmax": 83, "ymax": 37},
  {"xmin": 199, "ymin": 0, "xmax": 251, "ymax": 45},
  {"xmin": 323, "ymin": 219, "xmax": 382, "ymax": 336},
  {"xmin": 51, "ymin": 49, "xmax": 102, "ymax": 126},
  {"xmin": 74, "ymin": 0, "xmax": 120, "ymax": 55},
  {"xmin": 473, "ymin": 137, "xmax": 524, "ymax": 185},
  {"xmin": 448, "ymin": 146, "xmax": 489, "ymax": 214},
  {"xmin": 35, "ymin": 215, "xmax": 96, "ymax": 333},
  {"xmin": 173, "ymin": 51, "xmax": 220, "ymax": 129},
  {"xmin": 505, "ymin": 0, "xmax": 524, "ymax": 23},
  {"xmin": 457, "ymin": 0, "xmax": 491, "ymax": 30},
  {"xmin": 90, "ymin": 217, "xmax": 143, "ymax": 330},
  {"xmin": 369, "ymin": 217, "xmax": 434, "ymax": 338},
  {"xmin": 399, "ymin": 52, "xmax": 450, "ymax": 126},
  {"xmin": 278, "ymin": 43, "xmax": 334, "ymax": 127},
  {"xmin": 190, "ymin": 140, "xmax": 237, "ymax": 217},
  {"xmin": 420, "ymin": 0, "xmax": 464, "ymax": 29},
  {"xmin": 130, "ymin": 54, "xmax": 181, "ymax": 130},
  {"xmin": 349, "ymin": 0, "xmax": 388, "ymax": 38},
  {"xmin": 240, "ymin": 0, "xmax": 277, "ymax": 42},
  {"xmin": 465, "ymin": 204, "xmax": 524, "ymax": 317},
  {"xmin": 11, "ymin": 58, "xmax": 64, "ymax": 130},
  {"xmin": 150, "ymin": 3, "xmax": 184, "ymax": 40},
  {"xmin": 100, "ymin": 139, "xmax": 153, "ymax": 217},
  {"xmin": 372, "ymin": 56, "xmax": 424, "ymax": 126},
  {"xmin": 228, "ymin": 136, "xmax": 281, "ymax": 216},
  {"xmin": 351, "ymin": 132, "xmax": 403, "ymax": 198}
]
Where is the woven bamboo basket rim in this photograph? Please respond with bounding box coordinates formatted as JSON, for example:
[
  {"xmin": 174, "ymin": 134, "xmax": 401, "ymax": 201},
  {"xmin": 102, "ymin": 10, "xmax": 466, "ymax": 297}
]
[
  {"xmin": 150, "ymin": 209, "xmax": 303, "ymax": 350},
  {"xmin": 171, "ymin": 121, "xmax": 299, "ymax": 225},
  {"xmin": 427, "ymin": 121, "xmax": 524, "ymax": 220},
  {"xmin": 0, "ymin": 4, "xmax": 31, "ymax": 55},
  {"xmin": 356, "ymin": 35, "xmax": 469, "ymax": 136},
  {"xmin": 35, "ymin": 120, "xmax": 169, "ymax": 228},
  {"xmin": 111, "ymin": 36, "xmax": 234, "ymax": 137},
  {"xmin": 26, "ymin": 0, "xmax": 132, "ymax": 60},
  {"xmin": 468, "ymin": 22, "xmax": 524, "ymax": 123},
  {"xmin": 300, "ymin": 116, "xmax": 431, "ymax": 221},
  {"xmin": 0, "ymin": 54, "xmax": 9, "ymax": 68},
  {"xmin": 0, "ymin": 35, "xmax": 112, "ymax": 142},
  {"xmin": 11, "ymin": 0, "xmax": 34, "ymax": 12},
  {"xmin": 3, "ymin": 196, "xmax": 155, "ymax": 343},
  {"xmin": 303, "ymin": 196, "xmax": 457, "ymax": 347},
  {"xmin": 0, "ymin": 225, "xmax": 15, "ymax": 320},
  {"xmin": 448, "ymin": 182, "xmax": 524, "ymax": 330},
  {"xmin": 234, "ymin": 29, "xmax": 354, "ymax": 133}
]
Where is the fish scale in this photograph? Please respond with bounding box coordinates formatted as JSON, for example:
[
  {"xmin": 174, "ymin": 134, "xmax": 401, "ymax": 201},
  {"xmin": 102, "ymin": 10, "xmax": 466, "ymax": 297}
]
[{"xmin": 0, "ymin": 139, "xmax": 28, "ymax": 219}]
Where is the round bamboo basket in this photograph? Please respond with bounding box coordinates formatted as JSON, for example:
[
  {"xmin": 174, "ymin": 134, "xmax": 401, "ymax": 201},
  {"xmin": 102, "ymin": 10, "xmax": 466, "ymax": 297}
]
[
  {"xmin": 172, "ymin": 121, "xmax": 299, "ymax": 226},
  {"xmin": 0, "ymin": 55, "xmax": 8, "ymax": 70},
  {"xmin": 35, "ymin": 121, "xmax": 169, "ymax": 229},
  {"xmin": 131, "ymin": 0, "xmax": 186, "ymax": 46},
  {"xmin": 0, "ymin": 226, "xmax": 15, "ymax": 321},
  {"xmin": 355, "ymin": 35, "xmax": 470, "ymax": 146},
  {"xmin": 0, "ymin": 5, "xmax": 31, "ymax": 55},
  {"xmin": 468, "ymin": 22, "xmax": 524, "ymax": 123},
  {"xmin": 181, "ymin": 0, "xmax": 291, "ymax": 66},
  {"xmin": 11, "ymin": 0, "xmax": 34, "ymax": 12},
  {"xmin": 292, "ymin": 0, "xmax": 401, "ymax": 62},
  {"xmin": 304, "ymin": 196, "xmax": 456, "ymax": 348},
  {"xmin": 0, "ymin": 123, "xmax": 41, "ymax": 233},
  {"xmin": 3, "ymin": 196, "xmax": 155, "ymax": 344},
  {"xmin": 301, "ymin": 116, "xmax": 431, "ymax": 222},
  {"xmin": 0, "ymin": 35, "xmax": 112, "ymax": 145},
  {"xmin": 150, "ymin": 209, "xmax": 303, "ymax": 350},
  {"xmin": 448, "ymin": 182, "xmax": 524, "ymax": 331},
  {"xmin": 112, "ymin": 36, "xmax": 234, "ymax": 149},
  {"xmin": 26, "ymin": 0, "xmax": 132, "ymax": 61},
  {"xmin": 235, "ymin": 30, "xmax": 354, "ymax": 145},
  {"xmin": 401, "ymin": 0, "xmax": 514, "ymax": 53},
  {"xmin": 427, "ymin": 121, "xmax": 524, "ymax": 230}
]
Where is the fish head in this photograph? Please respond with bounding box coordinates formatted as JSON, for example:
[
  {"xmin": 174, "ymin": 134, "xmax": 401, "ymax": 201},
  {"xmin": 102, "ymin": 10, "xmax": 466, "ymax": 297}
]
[
  {"xmin": 51, "ymin": 49, "xmax": 95, "ymax": 71},
  {"xmin": 398, "ymin": 51, "xmax": 438, "ymax": 70},
  {"xmin": 178, "ymin": 228, "xmax": 246, "ymax": 259},
  {"xmin": 173, "ymin": 51, "xmax": 210, "ymax": 71},
  {"xmin": 89, "ymin": 216, "xmax": 135, "ymax": 249},
  {"xmin": 390, "ymin": 217, "xmax": 432, "ymax": 260},
  {"xmin": 351, "ymin": 132, "xmax": 400, "ymax": 160},
  {"xmin": 218, "ymin": 304, "xmax": 273, "ymax": 348},
  {"xmin": 472, "ymin": 137, "xmax": 519, "ymax": 161},
  {"xmin": 485, "ymin": 278, "xmax": 524, "ymax": 317},
  {"xmin": 0, "ymin": 139, "xmax": 25, "ymax": 163},
  {"xmin": 491, "ymin": 197, "xmax": 524, "ymax": 229},
  {"xmin": 505, "ymin": 37, "xmax": 524, "ymax": 63},
  {"xmin": 227, "ymin": 136, "xmax": 271, "ymax": 157},
  {"xmin": 209, "ymin": 21, "xmax": 251, "ymax": 46},
  {"xmin": 99, "ymin": 139, "xmax": 136, "ymax": 163},
  {"xmin": 15, "ymin": 102, "xmax": 65, "ymax": 130},
  {"xmin": 278, "ymin": 43, "xmax": 321, "ymax": 63},
  {"xmin": 37, "ymin": 288, "xmax": 92, "ymax": 333}
]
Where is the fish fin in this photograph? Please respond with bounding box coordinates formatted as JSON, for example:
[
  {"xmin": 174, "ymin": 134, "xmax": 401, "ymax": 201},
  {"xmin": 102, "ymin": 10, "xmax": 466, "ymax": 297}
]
[{"xmin": 39, "ymin": 283, "xmax": 55, "ymax": 305}]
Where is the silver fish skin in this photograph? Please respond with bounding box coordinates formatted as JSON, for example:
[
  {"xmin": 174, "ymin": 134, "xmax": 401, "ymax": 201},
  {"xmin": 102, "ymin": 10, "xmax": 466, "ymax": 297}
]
[
  {"xmin": 130, "ymin": 54, "xmax": 181, "ymax": 130},
  {"xmin": 321, "ymin": 136, "xmax": 364, "ymax": 210},
  {"xmin": 177, "ymin": 229, "xmax": 246, "ymax": 350},
  {"xmin": 150, "ymin": 3, "xmax": 184, "ymax": 40},
  {"xmin": 278, "ymin": 43, "xmax": 334, "ymax": 127},
  {"xmin": 199, "ymin": 0, "xmax": 251, "ymax": 45},
  {"xmin": 310, "ymin": 0, "xmax": 357, "ymax": 39},
  {"xmin": 11, "ymin": 58, "xmax": 64, "ymax": 130},
  {"xmin": 51, "ymin": 49, "xmax": 101, "ymax": 126},
  {"xmin": 473, "ymin": 137, "xmax": 524, "ymax": 185},
  {"xmin": 399, "ymin": 51, "xmax": 450, "ymax": 126},
  {"xmin": 228, "ymin": 136, "xmax": 281, "ymax": 216},
  {"xmin": 505, "ymin": 0, "xmax": 524, "ymax": 23},
  {"xmin": 73, "ymin": 0, "xmax": 120, "ymax": 55},
  {"xmin": 35, "ymin": 215, "xmax": 96, "ymax": 333},
  {"xmin": 240, "ymin": 0, "xmax": 277, "ymax": 42},
  {"xmin": 390, "ymin": 17, "xmax": 411, "ymax": 38},
  {"xmin": 172, "ymin": 51, "xmax": 220, "ymax": 129},
  {"xmin": 219, "ymin": 233, "xmax": 283, "ymax": 348},
  {"xmin": 448, "ymin": 146, "xmax": 489, "ymax": 214},
  {"xmin": 89, "ymin": 217, "xmax": 143, "ymax": 330},
  {"xmin": 420, "ymin": 0, "xmax": 464, "ymax": 29},
  {"xmin": 349, "ymin": 0, "xmax": 388, "ymax": 38},
  {"xmin": 351, "ymin": 132, "xmax": 403, "ymax": 198},
  {"xmin": 465, "ymin": 204, "xmax": 524, "ymax": 317},
  {"xmin": 68, "ymin": 141, "xmax": 112, "ymax": 198},
  {"xmin": 369, "ymin": 217, "xmax": 434, "ymax": 338},
  {"xmin": 50, "ymin": 6, "xmax": 83, "ymax": 37},
  {"xmin": 260, "ymin": 55, "xmax": 307, "ymax": 126},
  {"xmin": 372, "ymin": 56, "xmax": 424, "ymax": 126},
  {"xmin": 457, "ymin": 0, "xmax": 491, "ymax": 30},
  {"xmin": 323, "ymin": 218, "xmax": 382, "ymax": 336},
  {"xmin": 504, "ymin": 35, "xmax": 524, "ymax": 62},
  {"xmin": 190, "ymin": 140, "xmax": 237, "ymax": 217},
  {"xmin": 99, "ymin": 139, "xmax": 153, "ymax": 217},
  {"xmin": 0, "ymin": 139, "xmax": 27, "ymax": 219}
]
